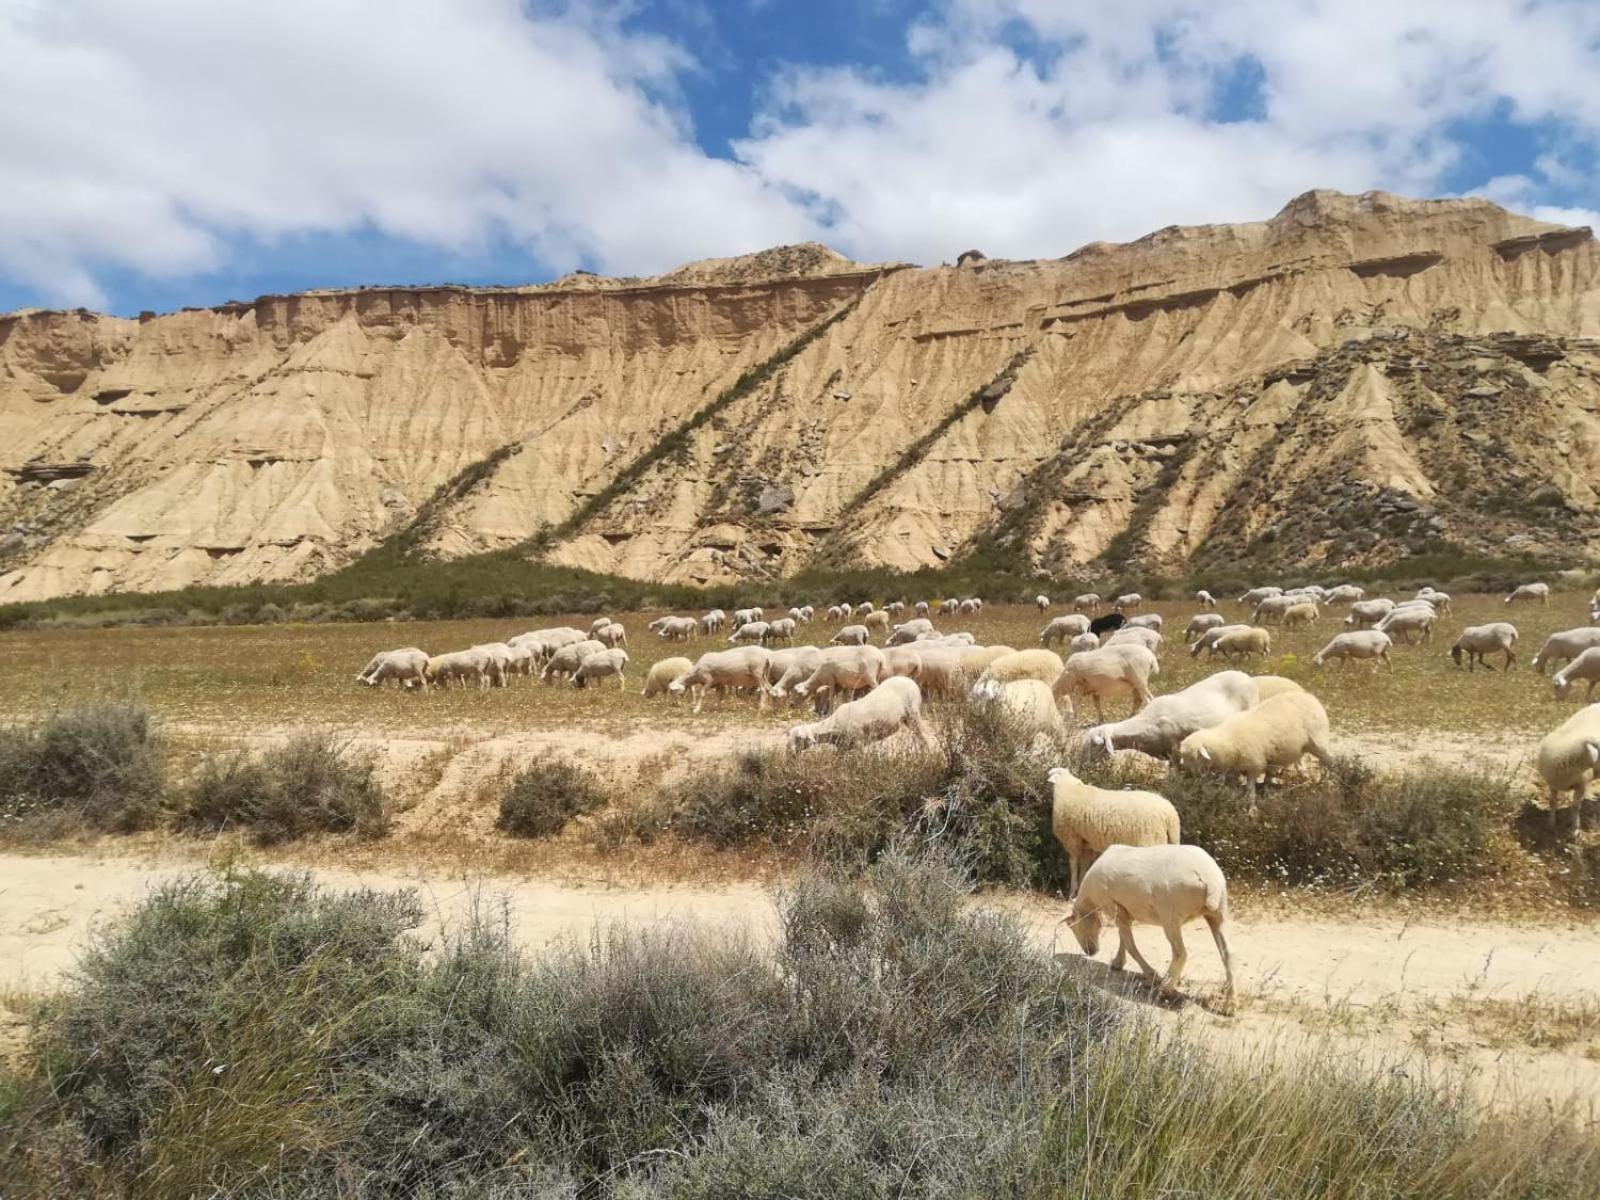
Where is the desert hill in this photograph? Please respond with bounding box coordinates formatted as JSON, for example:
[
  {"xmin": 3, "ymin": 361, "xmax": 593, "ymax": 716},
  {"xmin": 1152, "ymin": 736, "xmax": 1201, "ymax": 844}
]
[{"xmin": 3, "ymin": 190, "xmax": 1598, "ymax": 602}]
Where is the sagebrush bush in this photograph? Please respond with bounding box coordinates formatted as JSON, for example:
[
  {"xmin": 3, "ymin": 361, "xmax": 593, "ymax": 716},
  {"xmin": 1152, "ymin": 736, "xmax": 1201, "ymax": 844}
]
[
  {"xmin": 180, "ymin": 731, "xmax": 387, "ymax": 843},
  {"xmin": 496, "ymin": 754, "xmax": 610, "ymax": 837},
  {"xmin": 0, "ymin": 701, "xmax": 165, "ymax": 833}
]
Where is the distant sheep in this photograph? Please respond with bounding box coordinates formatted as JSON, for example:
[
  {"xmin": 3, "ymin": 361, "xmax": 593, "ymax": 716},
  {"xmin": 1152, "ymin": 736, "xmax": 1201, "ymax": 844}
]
[
  {"xmin": 1312, "ymin": 630, "xmax": 1392, "ymax": 670},
  {"xmin": 641, "ymin": 656, "xmax": 694, "ymax": 699},
  {"xmin": 729, "ymin": 620, "xmax": 770, "ymax": 645},
  {"xmin": 540, "ymin": 639, "xmax": 606, "ymax": 685},
  {"xmin": 1343, "ymin": 599, "xmax": 1395, "ymax": 629},
  {"xmin": 1209, "ymin": 627, "xmax": 1271, "ymax": 661},
  {"xmin": 650, "ymin": 616, "xmax": 698, "ymax": 642},
  {"xmin": 1185, "ymin": 613, "xmax": 1225, "ymax": 641},
  {"xmin": 1035, "ymin": 594, "xmax": 1051, "ymax": 611},
  {"xmin": 700, "ymin": 610, "xmax": 726, "ymax": 635},
  {"xmin": 864, "ymin": 610, "xmax": 892, "ymax": 639},
  {"xmin": 1449, "ymin": 622, "xmax": 1518, "ymax": 671},
  {"xmin": 356, "ymin": 647, "xmax": 429, "ymax": 691},
  {"xmin": 1189, "ymin": 624, "xmax": 1249, "ymax": 658},
  {"xmin": 1237, "ymin": 586, "xmax": 1283, "ymax": 606},
  {"xmin": 1196, "ymin": 589, "xmax": 1216, "ymax": 609},
  {"xmin": 573, "ymin": 648, "xmax": 628, "ymax": 689},
  {"xmin": 1073, "ymin": 593, "xmax": 1102, "ymax": 612},
  {"xmin": 831, "ymin": 623, "xmax": 870, "ymax": 647},
  {"xmin": 1377, "ymin": 606, "xmax": 1436, "ymax": 645},
  {"xmin": 1104, "ymin": 626, "xmax": 1162, "ymax": 654},
  {"xmin": 977, "ymin": 648, "xmax": 1065, "ymax": 688},
  {"xmin": 1047, "ymin": 764, "xmax": 1179, "ymax": 898},
  {"xmin": 1281, "ymin": 602, "xmax": 1319, "ymax": 629},
  {"xmin": 1041, "ymin": 614, "xmax": 1091, "ymax": 646},
  {"xmin": 1505, "ymin": 582, "xmax": 1550, "ymax": 606},
  {"xmin": 888, "ymin": 617, "xmax": 935, "ymax": 645},
  {"xmin": 788, "ymin": 677, "xmax": 935, "ymax": 753},
  {"xmin": 594, "ymin": 622, "xmax": 627, "ymax": 649},
  {"xmin": 1112, "ymin": 593, "xmax": 1142, "ymax": 613},
  {"xmin": 429, "ymin": 647, "xmax": 493, "ymax": 690},
  {"xmin": 1124, "ymin": 613, "xmax": 1163, "ymax": 632}
]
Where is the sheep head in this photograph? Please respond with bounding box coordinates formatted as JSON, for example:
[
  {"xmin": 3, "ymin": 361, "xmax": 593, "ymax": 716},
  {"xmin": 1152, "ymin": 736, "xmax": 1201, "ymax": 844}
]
[{"xmin": 1065, "ymin": 901, "xmax": 1103, "ymax": 956}]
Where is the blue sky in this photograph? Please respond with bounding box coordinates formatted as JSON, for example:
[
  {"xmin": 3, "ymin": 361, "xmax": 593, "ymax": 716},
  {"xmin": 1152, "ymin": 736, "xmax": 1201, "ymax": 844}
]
[{"xmin": 3, "ymin": 0, "xmax": 1598, "ymax": 316}]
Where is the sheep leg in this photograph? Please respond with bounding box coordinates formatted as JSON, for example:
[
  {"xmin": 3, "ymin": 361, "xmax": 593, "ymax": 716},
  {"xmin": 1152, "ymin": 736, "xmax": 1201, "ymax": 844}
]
[
  {"xmin": 1113, "ymin": 907, "xmax": 1159, "ymax": 984},
  {"xmin": 1504, "ymin": 649, "xmax": 1515, "ymax": 671},
  {"xmin": 1205, "ymin": 912, "xmax": 1236, "ymax": 1001},
  {"xmin": 1160, "ymin": 922, "xmax": 1188, "ymax": 994},
  {"xmin": 913, "ymin": 716, "xmax": 938, "ymax": 752}
]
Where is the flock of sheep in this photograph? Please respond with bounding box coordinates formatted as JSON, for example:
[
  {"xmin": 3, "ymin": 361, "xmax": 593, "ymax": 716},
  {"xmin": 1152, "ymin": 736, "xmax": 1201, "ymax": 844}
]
[{"xmin": 353, "ymin": 578, "xmax": 1600, "ymax": 1005}]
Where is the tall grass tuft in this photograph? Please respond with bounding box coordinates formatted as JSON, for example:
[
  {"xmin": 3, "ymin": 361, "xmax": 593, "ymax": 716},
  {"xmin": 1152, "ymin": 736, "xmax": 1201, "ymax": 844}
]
[
  {"xmin": 496, "ymin": 753, "xmax": 610, "ymax": 838},
  {"xmin": 0, "ymin": 700, "xmax": 164, "ymax": 833}
]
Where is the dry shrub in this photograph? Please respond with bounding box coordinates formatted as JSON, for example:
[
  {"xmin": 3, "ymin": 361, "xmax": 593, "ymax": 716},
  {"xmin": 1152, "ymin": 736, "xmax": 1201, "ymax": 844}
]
[
  {"xmin": 180, "ymin": 731, "xmax": 387, "ymax": 844},
  {"xmin": 0, "ymin": 701, "xmax": 165, "ymax": 833},
  {"xmin": 495, "ymin": 753, "xmax": 610, "ymax": 838}
]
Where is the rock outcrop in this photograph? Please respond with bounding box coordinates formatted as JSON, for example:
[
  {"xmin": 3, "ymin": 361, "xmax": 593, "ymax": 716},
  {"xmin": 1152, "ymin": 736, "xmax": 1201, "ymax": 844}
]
[{"xmin": 3, "ymin": 191, "xmax": 1599, "ymax": 601}]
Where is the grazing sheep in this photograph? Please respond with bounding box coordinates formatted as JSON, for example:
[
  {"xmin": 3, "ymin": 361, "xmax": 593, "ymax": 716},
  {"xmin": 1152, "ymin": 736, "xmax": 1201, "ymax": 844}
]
[
  {"xmin": 799, "ymin": 605, "xmax": 816, "ymax": 623},
  {"xmin": 793, "ymin": 645, "xmax": 889, "ymax": 712},
  {"xmin": 1251, "ymin": 595, "xmax": 1295, "ymax": 625},
  {"xmin": 919, "ymin": 631, "xmax": 976, "ymax": 646},
  {"xmin": 700, "ymin": 610, "xmax": 726, "ymax": 635},
  {"xmin": 1415, "ymin": 587, "xmax": 1452, "ymax": 615},
  {"xmin": 1312, "ymin": 630, "xmax": 1392, "ymax": 669},
  {"xmin": 1176, "ymin": 691, "xmax": 1333, "ymax": 800},
  {"xmin": 1081, "ymin": 670, "xmax": 1259, "ymax": 763},
  {"xmin": 1251, "ymin": 676, "xmax": 1304, "ymax": 702},
  {"xmin": 573, "ymin": 648, "xmax": 629, "ymax": 689},
  {"xmin": 540, "ymin": 639, "xmax": 607, "ymax": 684},
  {"xmin": 594, "ymin": 622, "xmax": 627, "ymax": 649},
  {"xmin": 888, "ymin": 617, "xmax": 936, "ymax": 645},
  {"xmin": 788, "ymin": 677, "xmax": 937, "ymax": 754},
  {"xmin": 883, "ymin": 645, "xmax": 924, "ymax": 680},
  {"xmin": 1065, "ymin": 844, "xmax": 1234, "ymax": 1003},
  {"xmin": 510, "ymin": 627, "xmax": 587, "ymax": 666},
  {"xmin": 731, "ymin": 607, "xmax": 763, "ymax": 630},
  {"xmin": 1208, "ymin": 627, "xmax": 1271, "ymax": 662},
  {"xmin": 651, "ymin": 616, "xmax": 698, "ymax": 642},
  {"xmin": 855, "ymin": 601, "xmax": 876, "ymax": 617},
  {"xmin": 769, "ymin": 647, "xmax": 828, "ymax": 701},
  {"xmin": 1112, "ymin": 592, "xmax": 1142, "ymax": 613},
  {"xmin": 1323, "ymin": 584, "xmax": 1365, "ymax": 605},
  {"xmin": 1281, "ymin": 602, "xmax": 1319, "ymax": 630},
  {"xmin": 1041, "ymin": 614, "xmax": 1091, "ymax": 646},
  {"xmin": 864, "ymin": 610, "xmax": 892, "ymax": 639},
  {"xmin": 1066, "ymin": 632, "xmax": 1100, "ymax": 655},
  {"xmin": 730, "ymin": 620, "xmax": 771, "ymax": 645},
  {"xmin": 971, "ymin": 677, "xmax": 1064, "ymax": 737},
  {"xmin": 1088, "ymin": 612, "xmax": 1126, "ymax": 638},
  {"xmin": 940, "ymin": 598, "xmax": 961, "ymax": 615},
  {"xmin": 884, "ymin": 601, "xmax": 905, "ymax": 616},
  {"xmin": 589, "ymin": 616, "xmax": 613, "ymax": 635},
  {"xmin": 1377, "ymin": 607, "xmax": 1436, "ymax": 645},
  {"xmin": 1035, "ymin": 594, "xmax": 1051, "ymax": 611},
  {"xmin": 831, "ymin": 623, "xmax": 870, "ymax": 647},
  {"xmin": 958, "ymin": 645, "xmax": 1016, "ymax": 680},
  {"xmin": 1073, "ymin": 593, "xmax": 1102, "ymax": 612},
  {"xmin": 1054, "ymin": 643, "xmax": 1159, "ymax": 722},
  {"xmin": 915, "ymin": 600, "xmax": 931, "ymax": 616},
  {"xmin": 1124, "ymin": 613, "xmax": 1163, "ymax": 632},
  {"xmin": 1238, "ymin": 586, "xmax": 1283, "ymax": 606},
  {"xmin": 765, "ymin": 617, "xmax": 798, "ymax": 646},
  {"xmin": 1506, "ymin": 582, "xmax": 1550, "ymax": 606},
  {"xmin": 909, "ymin": 647, "xmax": 966, "ymax": 700},
  {"xmin": 471, "ymin": 642, "xmax": 520, "ymax": 687},
  {"xmin": 427, "ymin": 647, "xmax": 493, "ymax": 690},
  {"xmin": 670, "ymin": 647, "xmax": 775, "ymax": 713},
  {"xmin": 1046, "ymin": 764, "xmax": 1180, "ymax": 898},
  {"xmin": 1450, "ymin": 622, "xmax": 1518, "ymax": 671},
  {"xmin": 1531, "ymin": 628, "xmax": 1600, "ymax": 674},
  {"xmin": 1196, "ymin": 589, "xmax": 1216, "ymax": 609},
  {"xmin": 356, "ymin": 647, "xmax": 429, "ymax": 691},
  {"xmin": 1189, "ymin": 624, "xmax": 1249, "ymax": 658},
  {"xmin": 1552, "ymin": 648, "xmax": 1600, "ymax": 702},
  {"xmin": 1105, "ymin": 626, "xmax": 1162, "ymax": 654},
  {"xmin": 1185, "ymin": 613, "xmax": 1225, "ymax": 641},
  {"xmin": 959, "ymin": 598, "xmax": 981, "ymax": 615},
  {"xmin": 1343, "ymin": 599, "xmax": 1396, "ymax": 629},
  {"xmin": 641, "ymin": 656, "xmax": 694, "ymax": 699},
  {"xmin": 1536, "ymin": 705, "xmax": 1600, "ymax": 832},
  {"xmin": 977, "ymin": 648, "xmax": 1066, "ymax": 688},
  {"xmin": 788, "ymin": 606, "xmax": 806, "ymax": 624}
]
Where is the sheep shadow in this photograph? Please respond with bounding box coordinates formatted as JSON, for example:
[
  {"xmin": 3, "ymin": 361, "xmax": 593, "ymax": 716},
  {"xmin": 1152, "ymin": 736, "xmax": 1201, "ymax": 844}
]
[
  {"xmin": 1051, "ymin": 945, "xmax": 1235, "ymax": 1018},
  {"xmin": 1512, "ymin": 798, "xmax": 1600, "ymax": 853}
]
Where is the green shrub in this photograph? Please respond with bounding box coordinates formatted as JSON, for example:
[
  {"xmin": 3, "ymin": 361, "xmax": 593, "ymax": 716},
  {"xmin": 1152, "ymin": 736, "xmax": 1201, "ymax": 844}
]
[
  {"xmin": 0, "ymin": 701, "xmax": 165, "ymax": 833},
  {"xmin": 180, "ymin": 731, "xmax": 387, "ymax": 843},
  {"xmin": 495, "ymin": 754, "xmax": 610, "ymax": 838}
]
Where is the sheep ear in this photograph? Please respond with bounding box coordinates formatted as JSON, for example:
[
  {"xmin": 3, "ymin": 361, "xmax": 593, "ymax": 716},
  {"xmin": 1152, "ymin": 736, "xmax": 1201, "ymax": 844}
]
[{"xmin": 1199, "ymin": 746, "xmax": 1212, "ymax": 762}]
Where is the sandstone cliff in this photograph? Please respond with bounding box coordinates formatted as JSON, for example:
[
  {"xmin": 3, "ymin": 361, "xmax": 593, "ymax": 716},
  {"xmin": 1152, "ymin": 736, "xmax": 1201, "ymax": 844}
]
[{"xmin": 3, "ymin": 191, "xmax": 1598, "ymax": 601}]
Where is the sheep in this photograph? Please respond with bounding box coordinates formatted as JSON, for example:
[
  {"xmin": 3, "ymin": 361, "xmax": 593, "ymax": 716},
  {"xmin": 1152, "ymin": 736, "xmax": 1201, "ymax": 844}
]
[
  {"xmin": 1041, "ymin": 614, "xmax": 1091, "ymax": 646},
  {"xmin": 732, "ymin": 607, "xmax": 763, "ymax": 629},
  {"xmin": 641, "ymin": 656, "xmax": 694, "ymax": 699},
  {"xmin": 831, "ymin": 623, "xmax": 870, "ymax": 647},
  {"xmin": 1088, "ymin": 612, "xmax": 1126, "ymax": 638},
  {"xmin": 792, "ymin": 646, "xmax": 889, "ymax": 713},
  {"xmin": 971, "ymin": 677, "xmax": 1064, "ymax": 737},
  {"xmin": 799, "ymin": 605, "xmax": 816, "ymax": 623},
  {"xmin": 1176, "ymin": 691, "xmax": 1334, "ymax": 801},
  {"xmin": 1312, "ymin": 630, "xmax": 1392, "ymax": 670},
  {"xmin": 1280, "ymin": 602, "xmax": 1318, "ymax": 630},
  {"xmin": 471, "ymin": 642, "xmax": 519, "ymax": 687},
  {"xmin": 1066, "ymin": 632, "xmax": 1100, "ymax": 655},
  {"xmin": 540, "ymin": 639, "xmax": 606, "ymax": 684},
  {"xmin": 1196, "ymin": 589, "xmax": 1216, "ymax": 609},
  {"xmin": 356, "ymin": 647, "xmax": 429, "ymax": 691},
  {"xmin": 1208, "ymin": 627, "xmax": 1271, "ymax": 662},
  {"xmin": 959, "ymin": 598, "xmax": 981, "ymax": 615},
  {"xmin": 919, "ymin": 631, "xmax": 975, "ymax": 646},
  {"xmin": 1046, "ymin": 764, "xmax": 1179, "ymax": 898},
  {"xmin": 1377, "ymin": 607, "xmax": 1436, "ymax": 645},
  {"xmin": 1416, "ymin": 587, "xmax": 1452, "ymax": 615},
  {"xmin": 1531, "ymin": 627, "xmax": 1600, "ymax": 674},
  {"xmin": 1251, "ymin": 676, "xmax": 1304, "ymax": 702},
  {"xmin": 1080, "ymin": 670, "xmax": 1259, "ymax": 763},
  {"xmin": 1188, "ymin": 624, "xmax": 1249, "ymax": 658},
  {"xmin": 976, "ymin": 648, "xmax": 1065, "ymax": 688},
  {"xmin": 1035, "ymin": 594, "xmax": 1051, "ymax": 611},
  {"xmin": 1343, "ymin": 599, "xmax": 1396, "ymax": 629},
  {"xmin": 915, "ymin": 600, "xmax": 931, "ymax": 616},
  {"xmin": 650, "ymin": 616, "xmax": 698, "ymax": 642},
  {"xmin": 825, "ymin": 604, "xmax": 845, "ymax": 622},
  {"xmin": 509, "ymin": 627, "xmax": 587, "ymax": 665},
  {"xmin": 573, "ymin": 648, "xmax": 629, "ymax": 689},
  {"xmin": 669, "ymin": 647, "xmax": 775, "ymax": 714},
  {"xmin": 1124, "ymin": 613, "xmax": 1163, "ymax": 632},
  {"xmin": 770, "ymin": 647, "xmax": 828, "ymax": 701},
  {"xmin": 700, "ymin": 610, "xmax": 726, "ymax": 636},
  {"xmin": 765, "ymin": 617, "xmax": 798, "ymax": 646},
  {"xmin": 883, "ymin": 645, "xmax": 924, "ymax": 680},
  {"xmin": 1449, "ymin": 622, "xmax": 1518, "ymax": 671},
  {"xmin": 1552, "ymin": 648, "xmax": 1600, "ymax": 702},
  {"xmin": 427, "ymin": 647, "xmax": 493, "ymax": 690},
  {"xmin": 730, "ymin": 620, "xmax": 771, "ymax": 645},
  {"xmin": 940, "ymin": 597, "xmax": 961, "ymax": 615},
  {"xmin": 1073, "ymin": 593, "xmax": 1102, "ymax": 612},
  {"xmin": 884, "ymin": 600, "xmax": 905, "ymax": 616},
  {"xmin": 1054, "ymin": 643, "xmax": 1159, "ymax": 722},
  {"xmin": 1185, "ymin": 613, "xmax": 1225, "ymax": 641},
  {"xmin": 1238, "ymin": 586, "xmax": 1282, "ymax": 605},
  {"xmin": 864, "ymin": 610, "xmax": 892, "ymax": 640},
  {"xmin": 788, "ymin": 606, "xmax": 806, "ymax": 624},
  {"xmin": 965, "ymin": 596, "xmax": 984, "ymax": 612},
  {"xmin": 855, "ymin": 601, "xmax": 876, "ymax": 617},
  {"xmin": 888, "ymin": 617, "xmax": 935, "ymax": 645},
  {"xmin": 1506, "ymin": 582, "xmax": 1550, "ymax": 606},
  {"xmin": 788, "ymin": 676, "xmax": 937, "ymax": 754},
  {"xmin": 1324, "ymin": 584, "xmax": 1365, "ymax": 605},
  {"xmin": 1252, "ymin": 594, "xmax": 1295, "ymax": 625},
  {"xmin": 1065, "ymin": 844, "xmax": 1234, "ymax": 1003},
  {"xmin": 589, "ymin": 616, "xmax": 613, "ymax": 635},
  {"xmin": 1105, "ymin": 626, "xmax": 1162, "ymax": 654},
  {"xmin": 1112, "ymin": 592, "xmax": 1142, "ymax": 613},
  {"xmin": 594, "ymin": 622, "xmax": 627, "ymax": 649},
  {"xmin": 1536, "ymin": 705, "xmax": 1600, "ymax": 832},
  {"xmin": 956, "ymin": 644, "xmax": 1013, "ymax": 677}
]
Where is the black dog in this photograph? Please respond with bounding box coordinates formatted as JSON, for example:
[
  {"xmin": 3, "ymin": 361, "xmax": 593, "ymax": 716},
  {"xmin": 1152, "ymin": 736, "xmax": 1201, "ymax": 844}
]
[{"xmin": 1088, "ymin": 612, "xmax": 1126, "ymax": 637}]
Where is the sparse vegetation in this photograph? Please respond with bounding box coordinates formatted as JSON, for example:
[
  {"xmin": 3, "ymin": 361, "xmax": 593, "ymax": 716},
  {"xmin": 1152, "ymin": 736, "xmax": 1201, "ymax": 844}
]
[
  {"xmin": 495, "ymin": 753, "xmax": 610, "ymax": 837},
  {"xmin": 3, "ymin": 857, "xmax": 1596, "ymax": 1197},
  {"xmin": 0, "ymin": 700, "xmax": 164, "ymax": 834}
]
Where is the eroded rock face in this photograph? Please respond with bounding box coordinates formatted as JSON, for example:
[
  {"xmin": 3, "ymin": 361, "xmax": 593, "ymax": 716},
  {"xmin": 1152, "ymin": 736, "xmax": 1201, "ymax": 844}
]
[{"xmin": 3, "ymin": 191, "xmax": 1599, "ymax": 601}]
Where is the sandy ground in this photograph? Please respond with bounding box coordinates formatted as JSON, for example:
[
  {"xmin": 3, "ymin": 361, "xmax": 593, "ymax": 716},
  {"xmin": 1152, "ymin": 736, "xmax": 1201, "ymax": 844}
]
[{"xmin": 3, "ymin": 849, "xmax": 1596, "ymax": 1125}]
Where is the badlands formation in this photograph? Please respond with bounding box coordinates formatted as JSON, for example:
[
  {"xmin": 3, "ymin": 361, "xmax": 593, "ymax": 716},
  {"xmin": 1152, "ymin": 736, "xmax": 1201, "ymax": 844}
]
[{"xmin": 2, "ymin": 190, "xmax": 1599, "ymax": 603}]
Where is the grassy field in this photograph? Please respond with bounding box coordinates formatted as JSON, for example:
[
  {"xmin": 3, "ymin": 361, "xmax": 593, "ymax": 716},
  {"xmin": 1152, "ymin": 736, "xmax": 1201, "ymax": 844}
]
[{"xmin": 0, "ymin": 592, "xmax": 1591, "ymax": 754}]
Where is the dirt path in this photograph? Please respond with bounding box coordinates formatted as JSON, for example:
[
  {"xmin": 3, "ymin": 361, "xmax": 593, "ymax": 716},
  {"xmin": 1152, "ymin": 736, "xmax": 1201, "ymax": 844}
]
[{"xmin": 2, "ymin": 851, "xmax": 1596, "ymax": 1122}]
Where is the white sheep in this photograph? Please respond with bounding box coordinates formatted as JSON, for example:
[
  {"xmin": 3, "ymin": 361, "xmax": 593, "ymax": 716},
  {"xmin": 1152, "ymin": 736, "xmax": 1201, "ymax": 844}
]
[
  {"xmin": 1323, "ymin": 584, "xmax": 1365, "ymax": 605},
  {"xmin": 540, "ymin": 639, "xmax": 607, "ymax": 684},
  {"xmin": 1041, "ymin": 614, "xmax": 1091, "ymax": 646},
  {"xmin": 650, "ymin": 616, "xmax": 698, "ymax": 641},
  {"xmin": 573, "ymin": 648, "xmax": 629, "ymax": 689},
  {"xmin": 1196, "ymin": 589, "xmax": 1216, "ymax": 609},
  {"xmin": 1066, "ymin": 632, "xmax": 1100, "ymax": 655},
  {"xmin": 700, "ymin": 610, "xmax": 726, "ymax": 635},
  {"xmin": 1054, "ymin": 643, "xmax": 1159, "ymax": 722},
  {"xmin": 1176, "ymin": 690, "xmax": 1333, "ymax": 800},
  {"xmin": 788, "ymin": 676, "xmax": 936, "ymax": 753},
  {"xmin": 1104, "ymin": 626, "xmax": 1162, "ymax": 654},
  {"xmin": 884, "ymin": 601, "xmax": 905, "ymax": 616},
  {"xmin": 864, "ymin": 610, "xmax": 892, "ymax": 639},
  {"xmin": 959, "ymin": 598, "xmax": 981, "ymax": 615},
  {"xmin": 976, "ymin": 648, "xmax": 1065, "ymax": 688},
  {"xmin": 509, "ymin": 627, "xmax": 587, "ymax": 666},
  {"xmin": 1312, "ymin": 630, "xmax": 1392, "ymax": 669},
  {"xmin": 1208, "ymin": 627, "xmax": 1271, "ymax": 661},
  {"xmin": 1035, "ymin": 594, "xmax": 1051, "ymax": 611},
  {"xmin": 940, "ymin": 597, "xmax": 961, "ymax": 615},
  {"xmin": 1505, "ymin": 582, "xmax": 1550, "ymax": 606},
  {"xmin": 793, "ymin": 645, "xmax": 888, "ymax": 712},
  {"xmin": 1450, "ymin": 622, "xmax": 1518, "ymax": 671},
  {"xmin": 765, "ymin": 617, "xmax": 798, "ymax": 645},
  {"xmin": 855, "ymin": 600, "xmax": 876, "ymax": 617},
  {"xmin": 1251, "ymin": 594, "xmax": 1295, "ymax": 624},
  {"xmin": 831, "ymin": 623, "xmax": 870, "ymax": 647},
  {"xmin": 1252, "ymin": 675, "xmax": 1304, "ymax": 702},
  {"xmin": 1065, "ymin": 844, "xmax": 1234, "ymax": 1003},
  {"xmin": 1415, "ymin": 587, "xmax": 1453, "ymax": 614},
  {"xmin": 959, "ymin": 644, "xmax": 1016, "ymax": 680},
  {"xmin": 594, "ymin": 622, "xmax": 627, "ymax": 649},
  {"xmin": 1281, "ymin": 602, "xmax": 1319, "ymax": 629},
  {"xmin": 1377, "ymin": 606, "xmax": 1436, "ymax": 645},
  {"xmin": 589, "ymin": 616, "xmax": 613, "ymax": 635},
  {"xmin": 1124, "ymin": 613, "xmax": 1163, "ymax": 632},
  {"xmin": 1343, "ymin": 599, "xmax": 1395, "ymax": 629},
  {"xmin": 1237, "ymin": 586, "xmax": 1282, "ymax": 605},
  {"xmin": 1185, "ymin": 613, "xmax": 1225, "ymax": 641},
  {"xmin": 729, "ymin": 620, "xmax": 771, "ymax": 645},
  {"xmin": 1536, "ymin": 705, "xmax": 1600, "ymax": 832},
  {"xmin": 1112, "ymin": 592, "xmax": 1142, "ymax": 613},
  {"xmin": 907, "ymin": 647, "xmax": 966, "ymax": 700},
  {"xmin": 732, "ymin": 607, "xmax": 763, "ymax": 629},
  {"xmin": 1188, "ymin": 624, "xmax": 1249, "ymax": 658},
  {"xmin": 641, "ymin": 656, "xmax": 694, "ymax": 699},
  {"xmin": 1080, "ymin": 670, "xmax": 1258, "ymax": 763},
  {"xmin": 915, "ymin": 600, "xmax": 931, "ymax": 616},
  {"xmin": 971, "ymin": 677, "xmax": 1064, "ymax": 737},
  {"xmin": 1552, "ymin": 648, "xmax": 1600, "ymax": 702},
  {"xmin": 883, "ymin": 645, "xmax": 924, "ymax": 681},
  {"xmin": 356, "ymin": 647, "xmax": 429, "ymax": 691},
  {"xmin": 770, "ymin": 647, "xmax": 828, "ymax": 701},
  {"xmin": 826, "ymin": 604, "xmax": 846, "ymax": 622},
  {"xmin": 799, "ymin": 605, "xmax": 816, "ymax": 623},
  {"xmin": 1046, "ymin": 764, "xmax": 1179, "ymax": 898},
  {"xmin": 1073, "ymin": 593, "xmax": 1102, "ymax": 612},
  {"xmin": 427, "ymin": 647, "xmax": 493, "ymax": 689},
  {"xmin": 919, "ymin": 631, "xmax": 976, "ymax": 646},
  {"xmin": 1531, "ymin": 628, "xmax": 1600, "ymax": 674},
  {"xmin": 888, "ymin": 617, "xmax": 935, "ymax": 645},
  {"xmin": 669, "ymin": 647, "xmax": 774, "ymax": 713},
  {"xmin": 471, "ymin": 642, "xmax": 519, "ymax": 687}
]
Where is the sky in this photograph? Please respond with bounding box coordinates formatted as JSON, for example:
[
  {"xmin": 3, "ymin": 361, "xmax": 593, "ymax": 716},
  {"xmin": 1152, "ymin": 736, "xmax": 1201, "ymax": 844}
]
[{"xmin": 2, "ymin": 0, "xmax": 1599, "ymax": 316}]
